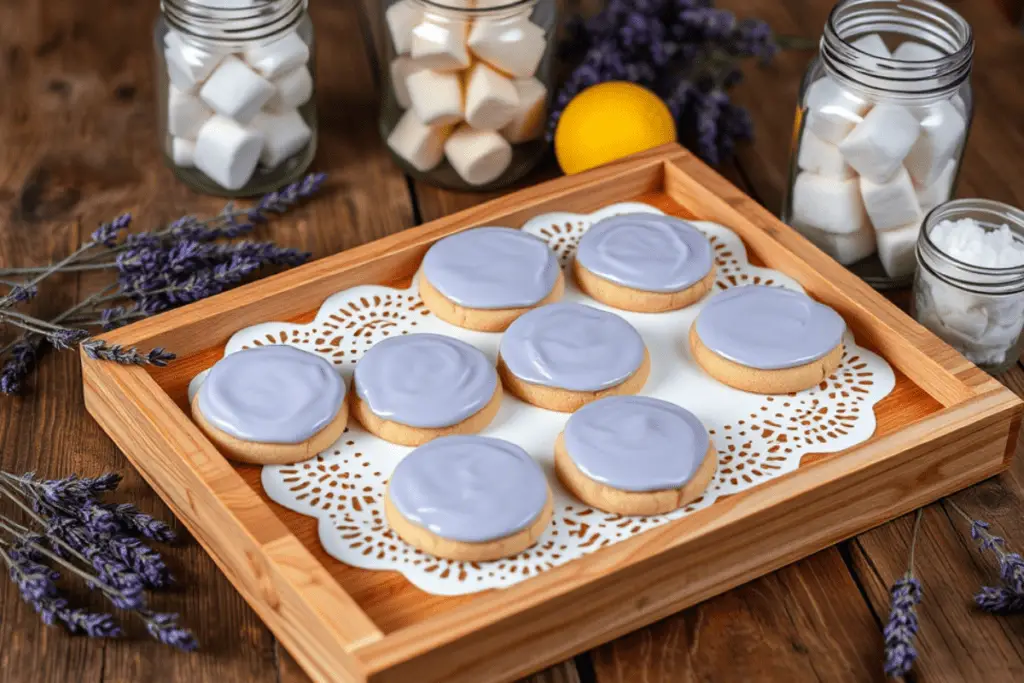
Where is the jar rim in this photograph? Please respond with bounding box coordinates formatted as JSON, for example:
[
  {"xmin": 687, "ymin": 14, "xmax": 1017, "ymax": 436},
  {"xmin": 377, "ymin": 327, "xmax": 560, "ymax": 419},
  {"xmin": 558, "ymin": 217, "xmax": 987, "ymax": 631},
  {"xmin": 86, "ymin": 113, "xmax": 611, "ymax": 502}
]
[
  {"xmin": 417, "ymin": 0, "xmax": 536, "ymax": 14},
  {"xmin": 162, "ymin": 0, "xmax": 306, "ymax": 45},
  {"xmin": 921, "ymin": 199, "xmax": 1024, "ymax": 275}
]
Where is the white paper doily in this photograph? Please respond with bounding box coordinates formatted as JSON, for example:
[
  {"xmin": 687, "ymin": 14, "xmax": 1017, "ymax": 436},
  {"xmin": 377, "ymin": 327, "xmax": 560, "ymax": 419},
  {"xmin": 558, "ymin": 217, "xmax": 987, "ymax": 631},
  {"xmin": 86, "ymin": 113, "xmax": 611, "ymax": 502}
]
[{"xmin": 189, "ymin": 202, "xmax": 896, "ymax": 596}]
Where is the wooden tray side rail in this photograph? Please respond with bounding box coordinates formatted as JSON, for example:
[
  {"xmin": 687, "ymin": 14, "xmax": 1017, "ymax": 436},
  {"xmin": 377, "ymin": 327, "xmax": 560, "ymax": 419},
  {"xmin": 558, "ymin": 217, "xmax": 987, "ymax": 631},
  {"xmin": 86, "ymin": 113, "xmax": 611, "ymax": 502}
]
[{"xmin": 82, "ymin": 144, "xmax": 1023, "ymax": 683}]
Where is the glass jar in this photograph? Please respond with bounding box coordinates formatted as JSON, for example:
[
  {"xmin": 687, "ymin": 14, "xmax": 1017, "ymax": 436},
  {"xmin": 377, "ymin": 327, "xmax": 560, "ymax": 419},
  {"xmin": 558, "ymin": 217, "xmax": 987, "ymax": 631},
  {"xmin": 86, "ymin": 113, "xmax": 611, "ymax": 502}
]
[
  {"xmin": 781, "ymin": 0, "xmax": 974, "ymax": 289},
  {"xmin": 156, "ymin": 0, "xmax": 317, "ymax": 197},
  {"xmin": 379, "ymin": 0, "xmax": 557, "ymax": 191},
  {"xmin": 913, "ymin": 199, "xmax": 1024, "ymax": 375}
]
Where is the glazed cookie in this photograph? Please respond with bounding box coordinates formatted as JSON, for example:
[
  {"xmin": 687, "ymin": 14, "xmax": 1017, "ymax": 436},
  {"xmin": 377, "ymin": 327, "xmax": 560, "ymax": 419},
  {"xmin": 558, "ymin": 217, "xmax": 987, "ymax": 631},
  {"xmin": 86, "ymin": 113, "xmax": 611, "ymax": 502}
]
[
  {"xmin": 555, "ymin": 396, "xmax": 717, "ymax": 516},
  {"xmin": 385, "ymin": 435, "xmax": 553, "ymax": 561},
  {"xmin": 419, "ymin": 226, "xmax": 565, "ymax": 332},
  {"xmin": 191, "ymin": 345, "xmax": 348, "ymax": 465},
  {"xmin": 573, "ymin": 213, "xmax": 717, "ymax": 312},
  {"xmin": 498, "ymin": 302, "xmax": 650, "ymax": 412},
  {"xmin": 352, "ymin": 333, "xmax": 502, "ymax": 446},
  {"xmin": 690, "ymin": 285, "xmax": 846, "ymax": 394}
]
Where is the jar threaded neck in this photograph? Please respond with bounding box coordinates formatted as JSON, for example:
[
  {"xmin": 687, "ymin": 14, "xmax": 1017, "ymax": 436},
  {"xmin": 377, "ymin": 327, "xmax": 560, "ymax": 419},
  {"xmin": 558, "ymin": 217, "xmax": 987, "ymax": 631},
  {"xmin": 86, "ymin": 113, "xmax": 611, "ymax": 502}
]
[{"xmin": 162, "ymin": 0, "xmax": 305, "ymax": 47}]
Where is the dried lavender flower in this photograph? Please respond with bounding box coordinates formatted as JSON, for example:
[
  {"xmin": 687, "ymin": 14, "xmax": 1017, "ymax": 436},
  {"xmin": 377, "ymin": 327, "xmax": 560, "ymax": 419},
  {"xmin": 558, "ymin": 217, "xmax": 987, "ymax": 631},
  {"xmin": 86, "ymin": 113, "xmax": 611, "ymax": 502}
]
[
  {"xmin": 90, "ymin": 213, "xmax": 133, "ymax": 248},
  {"xmin": 975, "ymin": 586, "xmax": 1024, "ymax": 614},
  {"xmin": 104, "ymin": 503, "xmax": 177, "ymax": 543},
  {"xmin": 82, "ymin": 340, "xmax": 175, "ymax": 367},
  {"xmin": 948, "ymin": 500, "xmax": 1024, "ymax": 613},
  {"xmin": 0, "ymin": 339, "xmax": 39, "ymax": 395},
  {"xmin": 883, "ymin": 509, "xmax": 924, "ymax": 678},
  {"xmin": 141, "ymin": 611, "xmax": 199, "ymax": 651}
]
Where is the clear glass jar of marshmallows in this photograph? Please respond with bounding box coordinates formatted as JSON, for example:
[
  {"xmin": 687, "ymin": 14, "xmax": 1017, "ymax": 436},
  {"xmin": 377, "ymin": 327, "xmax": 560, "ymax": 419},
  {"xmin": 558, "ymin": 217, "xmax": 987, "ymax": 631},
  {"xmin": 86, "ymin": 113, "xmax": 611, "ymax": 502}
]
[
  {"xmin": 380, "ymin": 0, "xmax": 557, "ymax": 191},
  {"xmin": 156, "ymin": 0, "xmax": 316, "ymax": 196},
  {"xmin": 913, "ymin": 199, "xmax": 1024, "ymax": 375},
  {"xmin": 782, "ymin": 0, "xmax": 974, "ymax": 289}
]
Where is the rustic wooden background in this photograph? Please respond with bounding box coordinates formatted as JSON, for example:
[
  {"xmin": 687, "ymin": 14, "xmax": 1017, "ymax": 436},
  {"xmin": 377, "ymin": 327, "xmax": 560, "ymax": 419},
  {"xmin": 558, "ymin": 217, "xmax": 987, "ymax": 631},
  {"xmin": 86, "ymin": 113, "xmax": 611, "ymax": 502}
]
[{"xmin": 1, "ymin": 0, "xmax": 1022, "ymax": 681}]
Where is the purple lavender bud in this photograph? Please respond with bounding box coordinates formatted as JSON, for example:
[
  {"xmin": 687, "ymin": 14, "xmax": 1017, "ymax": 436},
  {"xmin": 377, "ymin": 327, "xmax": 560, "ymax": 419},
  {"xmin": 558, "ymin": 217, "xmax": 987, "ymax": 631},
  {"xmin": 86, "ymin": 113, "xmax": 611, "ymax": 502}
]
[
  {"xmin": 106, "ymin": 535, "xmax": 173, "ymax": 588},
  {"xmin": 60, "ymin": 607, "xmax": 123, "ymax": 637},
  {"xmin": 8, "ymin": 284, "xmax": 37, "ymax": 302},
  {"xmin": 91, "ymin": 213, "xmax": 132, "ymax": 248},
  {"xmin": 1, "ymin": 339, "xmax": 39, "ymax": 395},
  {"xmin": 999, "ymin": 552, "xmax": 1024, "ymax": 594},
  {"xmin": 975, "ymin": 585, "xmax": 1024, "ymax": 614},
  {"xmin": 82, "ymin": 340, "xmax": 176, "ymax": 367},
  {"xmin": 105, "ymin": 503, "xmax": 177, "ymax": 543},
  {"xmin": 143, "ymin": 611, "xmax": 199, "ymax": 651},
  {"xmin": 883, "ymin": 575, "xmax": 922, "ymax": 677}
]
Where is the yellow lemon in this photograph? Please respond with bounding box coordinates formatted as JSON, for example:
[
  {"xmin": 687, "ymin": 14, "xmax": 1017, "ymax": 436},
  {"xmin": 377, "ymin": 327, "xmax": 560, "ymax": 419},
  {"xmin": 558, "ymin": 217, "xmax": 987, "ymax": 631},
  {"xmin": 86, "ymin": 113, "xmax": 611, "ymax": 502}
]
[{"xmin": 554, "ymin": 82, "xmax": 677, "ymax": 175}]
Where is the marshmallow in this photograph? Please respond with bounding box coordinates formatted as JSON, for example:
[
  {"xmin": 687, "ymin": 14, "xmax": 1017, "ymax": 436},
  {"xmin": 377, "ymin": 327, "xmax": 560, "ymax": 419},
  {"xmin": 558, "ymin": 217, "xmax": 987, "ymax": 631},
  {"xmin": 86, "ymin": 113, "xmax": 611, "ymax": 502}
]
[
  {"xmin": 251, "ymin": 110, "xmax": 312, "ymax": 168},
  {"xmin": 798, "ymin": 129, "xmax": 854, "ymax": 179},
  {"xmin": 468, "ymin": 18, "xmax": 547, "ymax": 78},
  {"xmin": 167, "ymin": 86, "xmax": 213, "ymax": 139},
  {"xmin": 244, "ymin": 32, "xmax": 311, "ymax": 79},
  {"xmin": 411, "ymin": 18, "xmax": 471, "ymax": 71},
  {"xmin": 876, "ymin": 221, "xmax": 921, "ymax": 278},
  {"xmin": 915, "ymin": 158, "xmax": 957, "ymax": 212},
  {"xmin": 839, "ymin": 103, "xmax": 920, "ymax": 182},
  {"xmin": 464, "ymin": 62, "xmax": 519, "ymax": 130},
  {"xmin": 791, "ymin": 172, "xmax": 867, "ymax": 235},
  {"xmin": 444, "ymin": 125, "xmax": 512, "ymax": 186},
  {"xmin": 267, "ymin": 67, "xmax": 313, "ymax": 111},
  {"xmin": 501, "ymin": 78, "xmax": 547, "ymax": 143},
  {"xmin": 386, "ymin": 0, "xmax": 422, "ymax": 55},
  {"xmin": 387, "ymin": 110, "xmax": 451, "ymax": 172},
  {"xmin": 199, "ymin": 56, "xmax": 275, "ymax": 124},
  {"xmin": 850, "ymin": 33, "xmax": 891, "ymax": 58},
  {"xmin": 797, "ymin": 223, "xmax": 877, "ymax": 265},
  {"xmin": 193, "ymin": 115, "xmax": 264, "ymax": 190},
  {"xmin": 390, "ymin": 56, "xmax": 427, "ymax": 109},
  {"xmin": 165, "ymin": 32, "xmax": 224, "ymax": 93},
  {"xmin": 172, "ymin": 138, "xmax": 196, "ymax": 168},
  {"xmin": 804, "ymin": 78, "xmax": 871, "ymax": 145},
  {"xmin": 904, "ymin": 100, "xmax": 965, "ymax": 187},
  {"xmin": 860, "ymin": 166, "xmax": 922, "ymax": 232},
  {"xmin": 892, "ymin": 41, "xmax": 946, "ymax": 61},
  {"xmin": 406, "ymin": 69, "xmax": 464, "ymax": 126}
]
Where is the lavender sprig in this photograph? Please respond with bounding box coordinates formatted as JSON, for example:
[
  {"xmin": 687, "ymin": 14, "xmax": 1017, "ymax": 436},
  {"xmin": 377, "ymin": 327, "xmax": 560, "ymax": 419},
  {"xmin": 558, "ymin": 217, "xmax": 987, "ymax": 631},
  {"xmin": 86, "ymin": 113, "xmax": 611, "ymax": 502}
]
[
  {"xmin": 141, "ymin": 610, "xmax": 199, "ymax": 651},
  {"xmin": 82, "ymin": 341, "xmax": 175, "ymax": 367},
  {"xmin": 883, "ymin": 508, "xmax": 924, "ymax": 678},
  {"xmin": 948, "ymin": 500, "xmax": 1024, "ymax": 613}
]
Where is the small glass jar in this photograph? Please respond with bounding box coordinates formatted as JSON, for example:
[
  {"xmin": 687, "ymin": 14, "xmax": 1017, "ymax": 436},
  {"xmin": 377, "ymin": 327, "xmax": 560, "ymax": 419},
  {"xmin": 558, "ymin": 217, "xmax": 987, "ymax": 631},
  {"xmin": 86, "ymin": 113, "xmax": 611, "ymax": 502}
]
[
  {"xmin": 156, "ymin": 0, "xmax": 317, "ymax": 197},
  {"xmin": 781, "ymin": 0, "xmax": 974, "ymax": 289},
  {"xmin": 913, "ymin": 199, "xmax": 1024, "ymax": 375},
  {"xmin": 379, "ymin": 0, "xmax": 557, "ymax": 191}
]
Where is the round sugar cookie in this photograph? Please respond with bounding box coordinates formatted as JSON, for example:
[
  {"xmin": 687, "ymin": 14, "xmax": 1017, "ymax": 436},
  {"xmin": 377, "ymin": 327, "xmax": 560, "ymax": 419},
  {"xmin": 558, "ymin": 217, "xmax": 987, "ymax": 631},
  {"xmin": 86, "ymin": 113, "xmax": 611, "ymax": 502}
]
[
  {"xmin": 419, "ymin": 227, "xmax": 564, "ymax": 332},
  {"xmin": 690, "ymin": 285, "xmax": 846, "ymax": 394},
  {"xmin": 352, "ymin": 333, "xmax": 501, "ymax": 446},
  {"xmin": 555, "ymin": 396, "xmax": 717, "ymax": 515},
  {"xmin": 385, "ymin": 435, "xmax": 553, "ymax": 561},
  {"xmin": 191, "ymin": 345, "xmax": 349, "ymax": 465},
  {"xmin": 573, "ymin": 213, "xmax": 717, "ymax": 312},
  {"xmin": 497, "ymin": 302, "xmax": 650, "ymax": 412}
]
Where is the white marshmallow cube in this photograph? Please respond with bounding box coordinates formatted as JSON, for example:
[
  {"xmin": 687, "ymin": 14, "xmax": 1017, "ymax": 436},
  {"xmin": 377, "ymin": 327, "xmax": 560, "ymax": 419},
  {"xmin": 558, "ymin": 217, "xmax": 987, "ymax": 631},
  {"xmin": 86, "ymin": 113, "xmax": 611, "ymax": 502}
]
[
  {"xmin": 501, "ymin": 78, "xmax": 547, "ymax": 143},
  {"xmin": 444, "ymin": 126, "xmax": 512, "ymax": 186},
  {"xmin": 411, "ymin": 18, "xmax": 471, "ymax": 71},
  {"xmin": 798, "ymin": 130, "xmax": 854, "ymax": 179},
  {"xmin": 386, "ymin": 0, "xmax": 422, "ymax": 55},
  {"xmin": 250, "ymin": 110, "xmax": 312, "ymax": 169},
  {"xmin": 904, "ymin": 100, "xmax": 965, "ymax": 186},
  {"xmin": 171, "ymin": 138, "xmax": 196, "ymax": 168},
  {"xmin": 387, "ymin": 110, "xmax": 451, "ymax": 172},
  {"xmin": 199, "ymin": 56, "xmax": 275, "ymax": 124},
  {"xmin": 876, "ymin": 221, "xmax": 921, "ymax": 278},
  {"xmin": 839, "ymin": 103, "xmax": 920, "ymax": 182},
  {"xmin": 407, "ymin": 68, "xmax": 464, "ymax": 126},
  {"xmin": 798, "ymin": 223, "xmax": 877, "ymax": 265},
  {"xmin": 916, "ymin": 158, "xmax": 957, "ymax": 212},
  {"xmin": 193, "ymin": 115, "xmax": 265, "ymax": 190},
  {"xmin": 804, "ymin": 78, "xmax": 872, "ymax": 145},
  {"xmin": 244, "ymin": 32, "xmax": 310, "ymax": 79},
  {"xmin": 851, "ymin": 33, "xmax": 891, "ymax": 58},
  {"xmin": 267, "ymin": 67, "xmax": 313, "ymax": 111},
  {"xmin": 892, "ymin": 41, "xmax": 945, "ymax": 61},
  {"xmin": 860, "ymin": 166, "xmax": 922, "ymax": 231},
  {"xmin": 791, "ymin": 172, "xmax": 867, "ymax": 235},
  {"xmin": 464, "ymin": 62, "xmax": 519, "ymax": 130},
  {"xmin": 165, "ymin": 32, "xmax": 224, "ymax": 93},
  {"xmin": 468, "ymin": 18, "xmax": 547, "ymax": 78},
  {"xmin": 167, "ymin": 86, "xmax": 213, "ymax": 139},
  {"xmin": 390, "ymin": 56, "xmax": 427, "ymax": 109}
]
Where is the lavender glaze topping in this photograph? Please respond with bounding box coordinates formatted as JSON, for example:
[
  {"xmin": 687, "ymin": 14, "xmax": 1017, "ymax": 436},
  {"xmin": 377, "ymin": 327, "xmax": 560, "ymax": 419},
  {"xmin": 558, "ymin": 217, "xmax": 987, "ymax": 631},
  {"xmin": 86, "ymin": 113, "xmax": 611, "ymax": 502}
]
[
  {"xmin": 354, "ymin": 333, "xmax": 498, "ymax": 428},
  {"xmin": 197, "ymin": 345, "xmax": 345, "ymax": 444},
  {"xmin": 576, "ymin": 213, "xmax": 714, "ymax": 292},
  {"xmin": 389, "ymin": 435, "xmax": 549, "ymax": 543},
  {"xmin": 499, "ymin": 302, "xmax": 645, "ymax": 392},
  {"xmin": 422, "ymin": 227, "xmax": 560, "ymax": 309},
  {"xmin": 694, "ymin": 285, "xmax": 846, "ymax": 370},
  {"xmin": 563, "ymin": 396, "xmax": 711, "ymax": 492}
]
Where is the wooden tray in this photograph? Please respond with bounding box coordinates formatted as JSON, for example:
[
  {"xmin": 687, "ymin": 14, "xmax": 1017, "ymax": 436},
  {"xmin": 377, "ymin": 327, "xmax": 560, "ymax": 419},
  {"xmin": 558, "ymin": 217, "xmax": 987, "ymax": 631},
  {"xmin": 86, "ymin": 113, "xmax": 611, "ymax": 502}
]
[{"xmin": 82, "ymin": 144, "xmax": 1023, "ymax": 683}]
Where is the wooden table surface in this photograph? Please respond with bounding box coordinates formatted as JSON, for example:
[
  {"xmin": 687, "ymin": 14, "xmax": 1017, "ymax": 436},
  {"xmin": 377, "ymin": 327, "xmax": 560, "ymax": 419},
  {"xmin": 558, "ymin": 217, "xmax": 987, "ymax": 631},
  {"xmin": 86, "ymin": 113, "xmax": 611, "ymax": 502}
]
[{"xmin": 1, "ymin": 1, "xmax": 1023, "ymax": 681}]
